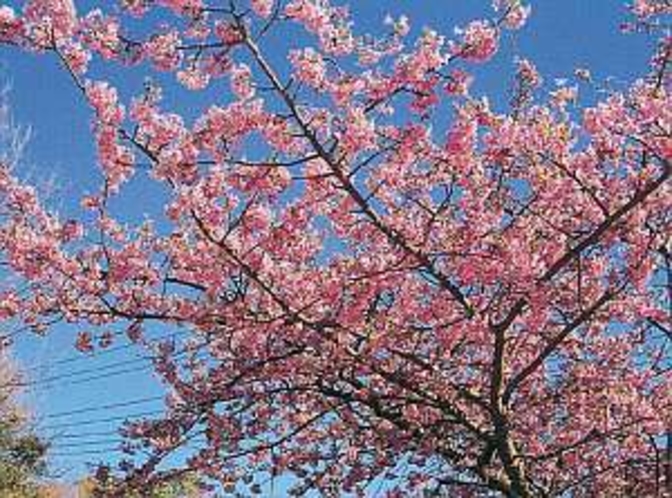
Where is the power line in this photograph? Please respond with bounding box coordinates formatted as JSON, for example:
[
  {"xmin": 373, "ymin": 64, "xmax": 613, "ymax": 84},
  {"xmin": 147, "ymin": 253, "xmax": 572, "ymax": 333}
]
[
  {"xmin": 0, "ymin": 364, "xmax": 156, "ymax": 392},
  {"xmin": 33, "ymin": 355, "xmax": 155, "ymax": 384},
  {"xmin": 26, "ymin": 341, "xmax": 137, "ymax": 370},
  {"xmin": 12, "ymin": 350, "xmax": 195, "ymax": 390},
  {"xmin": 40, "ymin": 409, "xmax": 165, "ymax": 430},
  {"xmin": 24, "ymin": 330, "xmax": 186, "ymax": 371},
  {"xmin": 44, "ymin": 395, "xmax": 164, "ymax": 419},
  {"xmin": 50, "ymin": 433, "xmax": 207, "ymax": 450},
  {"xmin": 1, "ymin": 362, "xmax": 152, "ymax": 391},
  {"xmin": 14, "ymin": 339, "xmax": 205, "ymax": 390},
  {"xmin": 49, "ymin": 435, "xmax": 209, "ymax": 457},
  {"xmin": 27, "ymin": 363, "xmax": 155, "ymax": 389},
  {"xmin": 22, "ymin": 318, "xmax": 237, "ymax": 377},
  {"xmin": 50, "ymin": 439, "xmax": 124, "ymax": 449},
  {"xmin": 50, "ymin": 430, "xmax": 123, "ymax": 440},
  {"xmin": 50, "ymin": 447, "xmax": 126, "ymax": 457}
]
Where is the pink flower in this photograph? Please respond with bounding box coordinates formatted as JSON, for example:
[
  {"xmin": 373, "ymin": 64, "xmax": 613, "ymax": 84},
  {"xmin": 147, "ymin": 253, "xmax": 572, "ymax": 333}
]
[
  {"xmin": 129, "ymin": 100, "xmax": 186, "ymax": 150},
  {"xmin": 241, "ymin": 204, "xmax": 272, "ymax": 233},
  {"xmin": 285, "ymin": 0, "xmax": 354, "ymax": 55},
  {"xmin": 289, "ymin": 48, "xmax": 327, "ymax": 89},
  {"xmin": 85, "ymin": 80, "xmax": 124, "ymax": 125},
  {"xmin": 445, "ymin": 119, "xmax": 476, "ymax": 156},
  {"xmin": 177, "ymin": 66, "xmax": 210, "ymax": 90},
  {"xmin": 230, "ymin": 63, "xmax": 255, "ymax": 100},
  {"xmin": 229, "ymin": 164, "xmax": 292, "ymax": 197},
  {"xmin": 515, "ymin": 57, "xmax": 541, "ymax": 87},
  {"xmin": 631, "ymin": 0, "xmax": 672, "ymax": 19},
  {"xmin": 61, "ymin": 219, "xmax": 84, "ymax": 242},
  {"xmin": 493, "ymin": 0, "xmax": 532, "ymax": 30},
  {"xmin": 24, "ymin": 0, "xmax": 77, "ymax": 42},
  {"xmin": 214, "ymin": 21, "xmax": 244, "ymax": 45},
  {"xmin": 319, "ymin": 23, "xmax": 355, "ymax": 56},
  {"xmin": 0, "ymin": 291, "xmax": 19, "ymax": 319},
  {"xmin": 0, "ymin": 6, "xmax": 23, "ymax": 42},
  {"xmin": 384, "ymin": 14, "xmax": 410, "ymax": 37},
  {"xmin": 126, "ymin": 321, "xmax": 144, "ymax": 343},
  {"xmin": 120, "ymin": 0, "xmax": 149, "ymax": 16},
  {"xmin": 99, "ymin": 330, "xmax": 114, "ymax": 348},
  {"xmin": 145, "ymin": 31, "xmax": 182, "ymax": 72},
  {"xmin": 504, "ymin": 4, "xmax": 531, "ymax": 30},
  {"xmin": 80, "ymin": 10, "xmax": 120, "ymax": 60},
  {"xmin": 0, "ymin": 5, "xmax": 15, "ymax": 22},
  {"xmin": 456, "ymin": 21, "xmax": 499, "ymax": 63},
  {"xmin": 80, "ymin": 194, "xmax": 101, "ymax": 210},
  {"xmin": 75, "ymin": 331, "xmax": 94, "ymax": 353},
  {"xmin": 201, "ymin": 51, "xmax": 233, "ymax": 78},
  {"xmin": 157, "ymin": 0, "xmax": 204, "ymax": 16},
  {"xmin": 285, "ymin": 0, "xmax": 330, "ymax": 33},
  {"xmin": 1, "ymin": 2, "xmax": 669, "ymax": 495},
  {"xmin": 251, "ymin": 0, "xmax": 274, "ymax": 18},
  {"xmin": 329, "ymin": 75, "xmax": 365, "ymax": 107},
  {"xmin": 550, "ymin": 85, "xmax": 578, "ymax": 109},
  {"xmin": 93, "ymin": 125, "xmax": 136, "ymax": 191},
  {"xmin": 338, "ymin": 106, "xmax": 377, "ymax": 154},
  {"xmin": 85, "ymin": 81, "xmax": 137, "ymax": 190},
  {"xmin": 60, "ymin": 40, "xmax": 91, "ymax": 74},
  {"xmin": 444, "ymin": 69, "xmax": 473, "ymax": 96},
  {"xmin": 261, "ymin": 116, "xmax": 305, "ymax": 154}
]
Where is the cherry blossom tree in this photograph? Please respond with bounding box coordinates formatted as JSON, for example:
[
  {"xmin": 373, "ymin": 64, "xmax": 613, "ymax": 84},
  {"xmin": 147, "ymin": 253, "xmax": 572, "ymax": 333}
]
[{"xmin": 0, "ymin": 0, "xmax": 671, "ymax": 496}]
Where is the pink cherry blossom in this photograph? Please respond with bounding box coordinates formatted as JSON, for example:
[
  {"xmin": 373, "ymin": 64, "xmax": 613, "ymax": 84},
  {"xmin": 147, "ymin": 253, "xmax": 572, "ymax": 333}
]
[
  {"xmin": 176, "ymin": 65, "xmax": 210, "ymax": 90},
  {"xmin": 444, "ymin": 68, "xmax": 473, "ymax": 96},
  {"xmin": 145, "ymin": 31, "xmax": 182, "ymax": 72},
  {"xmin": 80, "ymin": 10, "xmax": 121, "ymax": 60},
  {"xmin": 289, "ymin": 47, "xmax": 327, "ymax": 89},
  {"xmin": 631, "ymin": 0, "xmax": 672, "ymax": 18},
  {"xmin": 229, "ymin": 63, "xmax": 255, "ymax": 100},
  {"xmin": 75, "ymin": 331, "xmax": 94, "ymax": 353},
  {"xmin": 60, "ymin": 40, "xmax": 91, "ymax": 74},
  {"xmin": 0, "ymin": 290, "xmax": 19, "ymax": 320},
  {"xmin": 0, "ymin": 6, "xmax": 22, "ymax": 42},
  {"xmin": 494, "ymin": 0, "xmax": 532, "ymax": 30},
  {"xmin": 0, "ymin": 2, "xmax": 669, "ymax": 497},
  {"xmin": 338, "ymin": 105, "xmax": 377, "ymax": 154},
  {"xmin": 455, "ymin": 20, "xmax": 499, "ymax": 63},
  {"xmin": 250, "ymin": 0, "xmax": 274, "ymax": 18},
  {"xmin": 24, "ymin": 0, "xmax": 77, "ymax": 43}
]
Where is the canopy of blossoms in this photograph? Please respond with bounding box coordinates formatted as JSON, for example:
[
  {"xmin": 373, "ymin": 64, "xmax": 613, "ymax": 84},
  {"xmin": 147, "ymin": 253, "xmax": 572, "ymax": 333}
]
[{"xmin": 0, "ymin": 0, "xmax": 670, "ymax": 496}]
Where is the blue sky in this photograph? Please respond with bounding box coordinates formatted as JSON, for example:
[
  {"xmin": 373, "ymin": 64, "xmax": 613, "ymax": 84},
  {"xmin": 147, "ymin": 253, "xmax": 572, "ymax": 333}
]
[{"xmin": 0, "ymin": 0, "xmax": 657, "ymax": 486}]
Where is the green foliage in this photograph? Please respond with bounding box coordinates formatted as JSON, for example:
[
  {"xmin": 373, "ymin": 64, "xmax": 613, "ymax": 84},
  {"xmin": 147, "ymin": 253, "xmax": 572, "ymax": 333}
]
[
  {"xmin": 150, "ymin": 475, "xmax": 202, "ymax": 498},
  {"xmin": 80, "ymin": 471, "xmax": 203, "ymax": 498},
  {"xmin": 0, "ymin": 362, "xmax": 49, "ymax": 498}
]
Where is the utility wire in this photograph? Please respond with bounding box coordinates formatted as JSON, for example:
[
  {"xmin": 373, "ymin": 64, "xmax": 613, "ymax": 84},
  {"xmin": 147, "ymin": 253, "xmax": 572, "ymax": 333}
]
[
  {"xmin": 51, "ymin": 434, "xmax": 207, "ymax": 450},
  {"xmin": 13, "ymin": 339, "xmax": 208, "ymax": 390},
  {"xmin": 23, "ymin": 363, "xmax": 155, "ymax": 389},
  {"xmin": 50, "ymin": 430, "xmax": 123, "ymax": 440},
  {"xmin": 32, "ymin": 355, "xmax": 155, "ymax": 383},
  {"xmin": 9, "ymin": 345, "xmax": 204, "ymax": 390},
  {"xmin": 44, "ymin": 395, "xmax": 164, "ymax": 419},
  {"xmin": 49, "ymin": 434, "xmax": 209, "ymax": 457},
  {"xmin": 40, "ymin": 409, "xmax": 165, "ymax": 430},
  {"xmin": 50, "ymin": 447, "xmax": 127, "ymax": 457},
  {"xmin": 3, "ymin": 356, "xmax": 153, "ymax": 389},
  {"xmin": 50, "ymin": 439, "xmax": 125, "ymax": 449},
  {"xmin": 24, "ymin": 330, "xmax": 186, "ymax": 371}
]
